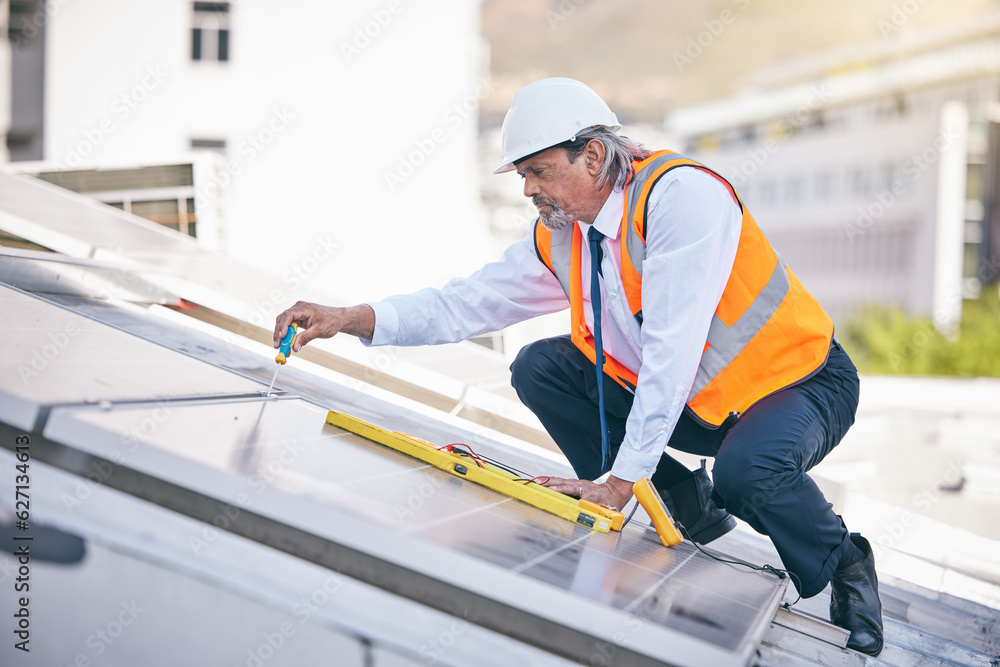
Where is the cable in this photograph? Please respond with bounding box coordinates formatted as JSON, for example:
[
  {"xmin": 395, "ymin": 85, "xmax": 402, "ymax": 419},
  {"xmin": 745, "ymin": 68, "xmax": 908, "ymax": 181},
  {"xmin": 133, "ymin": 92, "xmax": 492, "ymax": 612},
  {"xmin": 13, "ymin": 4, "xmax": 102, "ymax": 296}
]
[
  {"xmin": 676, "ymin": 523, "xmax": 802, "ymax": 607},
  {"xmin": 436, "ymin": 443, "xmax": 486, "ymax": 468},
  {"xmin": 438, "ymin": 444, "xmax": 639, "ymax": 531},
  {"xmin": 619, "ymin": 499, "xmax": 640, "ymax": 529},
  {"xmin": 513, "ymin": 475, "xmax": 552, "ymax": 486},
  {"xmin": 438, "ymin": 443, "xmax": 533, "ymax": 478},
  {"xmin": 476, "ymin": 453, "xmax": 531, "ymax": 478}
]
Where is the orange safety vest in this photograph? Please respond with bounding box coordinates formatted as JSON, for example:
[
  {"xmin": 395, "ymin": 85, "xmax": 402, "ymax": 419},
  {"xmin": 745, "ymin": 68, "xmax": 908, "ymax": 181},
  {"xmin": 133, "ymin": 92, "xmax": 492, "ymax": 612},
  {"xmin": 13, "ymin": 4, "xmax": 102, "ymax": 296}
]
[{"xmin": 533, "ymin": 150, "xmax": 834, "ymax": 427}]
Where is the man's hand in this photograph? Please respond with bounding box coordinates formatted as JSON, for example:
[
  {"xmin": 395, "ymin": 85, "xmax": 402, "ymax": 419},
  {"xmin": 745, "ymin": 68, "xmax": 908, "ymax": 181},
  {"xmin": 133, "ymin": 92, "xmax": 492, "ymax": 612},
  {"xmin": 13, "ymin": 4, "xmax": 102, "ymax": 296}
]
[
  {"xmin": 541, "ymin": 474, "xmax": 634, "ymax": 511},
  {"xmin": 273, "ymin": 302, "xmax": 375, "ymax": 353}
]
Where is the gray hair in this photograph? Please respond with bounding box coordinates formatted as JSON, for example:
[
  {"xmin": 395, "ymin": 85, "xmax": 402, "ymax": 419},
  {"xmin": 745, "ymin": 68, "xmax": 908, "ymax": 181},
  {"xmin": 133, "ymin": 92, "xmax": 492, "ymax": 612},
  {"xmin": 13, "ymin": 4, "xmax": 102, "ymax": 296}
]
[{"xmin": 561, "ymin": 126, "xmax": 652, "ymax": 190}]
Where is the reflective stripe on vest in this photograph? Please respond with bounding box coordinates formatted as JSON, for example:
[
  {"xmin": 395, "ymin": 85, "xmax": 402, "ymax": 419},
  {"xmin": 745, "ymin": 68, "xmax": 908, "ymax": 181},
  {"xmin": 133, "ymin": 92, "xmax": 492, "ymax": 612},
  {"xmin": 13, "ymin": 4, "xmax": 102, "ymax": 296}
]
[
  {"xmin": 533, "ymin": 220, "xmax": 572, "ymax": 298},
  {"xmin": 692, "ymin": 255, "xmax": 789, "ymax": 398},
  {"xmin": 533, "ymin": 150, "xmax": 834, "ymax": 426}
]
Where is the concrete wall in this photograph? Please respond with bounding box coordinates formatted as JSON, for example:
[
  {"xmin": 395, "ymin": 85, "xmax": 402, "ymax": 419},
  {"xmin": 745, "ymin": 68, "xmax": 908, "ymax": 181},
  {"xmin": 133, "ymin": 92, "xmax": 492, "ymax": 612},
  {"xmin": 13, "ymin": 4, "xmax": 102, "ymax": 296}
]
[{"xmin": 40, "ymin": 0, "xmax": 491, "ymax": 305}]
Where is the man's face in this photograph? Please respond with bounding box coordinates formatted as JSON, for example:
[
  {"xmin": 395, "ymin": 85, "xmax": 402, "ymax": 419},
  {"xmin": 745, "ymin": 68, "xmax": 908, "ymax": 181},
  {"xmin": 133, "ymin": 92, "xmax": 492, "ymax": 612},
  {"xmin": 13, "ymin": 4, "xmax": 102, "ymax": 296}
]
[{"xmin": 516, "ymin": 147, "xmax": 598, "ymax": 231}]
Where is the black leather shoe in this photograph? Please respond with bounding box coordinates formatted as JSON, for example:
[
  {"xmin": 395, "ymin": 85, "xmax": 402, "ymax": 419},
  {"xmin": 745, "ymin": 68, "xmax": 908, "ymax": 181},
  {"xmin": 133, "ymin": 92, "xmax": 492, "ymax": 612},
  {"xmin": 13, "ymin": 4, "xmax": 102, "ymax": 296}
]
[
  {"xmin": 658, "ymin": 459, "xmax": 736, "ymax": 544},
  {"xmin": 830, "ymin": 534, "xmax": 884, "ymax": 656}
]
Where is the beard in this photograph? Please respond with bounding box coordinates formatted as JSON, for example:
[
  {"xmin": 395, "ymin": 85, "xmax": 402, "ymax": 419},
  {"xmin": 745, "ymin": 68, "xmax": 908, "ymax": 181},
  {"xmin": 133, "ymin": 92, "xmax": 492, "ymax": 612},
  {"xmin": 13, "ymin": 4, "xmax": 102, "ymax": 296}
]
[{"xmin": 533, "ymin": 196, "xmax": 573, "ymax": 231}]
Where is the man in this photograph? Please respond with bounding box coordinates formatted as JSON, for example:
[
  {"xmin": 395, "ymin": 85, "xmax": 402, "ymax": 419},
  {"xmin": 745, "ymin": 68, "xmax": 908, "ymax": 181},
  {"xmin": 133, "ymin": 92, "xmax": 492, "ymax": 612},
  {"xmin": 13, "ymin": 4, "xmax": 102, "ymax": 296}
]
[{"xmin": 273, "ymin": 78, "xmax": 883, "ymax": 656}]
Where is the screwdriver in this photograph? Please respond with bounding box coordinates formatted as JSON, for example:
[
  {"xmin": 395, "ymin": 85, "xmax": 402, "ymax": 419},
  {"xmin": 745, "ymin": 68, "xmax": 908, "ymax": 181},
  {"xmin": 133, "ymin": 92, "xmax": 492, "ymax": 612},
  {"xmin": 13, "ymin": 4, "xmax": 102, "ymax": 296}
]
[{"xmin": 265, "ymin": 322, "xmax": 299, "ymax": 397}]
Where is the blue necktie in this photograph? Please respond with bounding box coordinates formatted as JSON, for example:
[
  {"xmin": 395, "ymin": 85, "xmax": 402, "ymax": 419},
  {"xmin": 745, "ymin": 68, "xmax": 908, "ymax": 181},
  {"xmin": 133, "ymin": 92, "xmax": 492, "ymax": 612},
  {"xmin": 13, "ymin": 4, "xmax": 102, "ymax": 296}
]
[{"xmin": 588, "ymin": 226, "xmax": 610, "ymax": 474}]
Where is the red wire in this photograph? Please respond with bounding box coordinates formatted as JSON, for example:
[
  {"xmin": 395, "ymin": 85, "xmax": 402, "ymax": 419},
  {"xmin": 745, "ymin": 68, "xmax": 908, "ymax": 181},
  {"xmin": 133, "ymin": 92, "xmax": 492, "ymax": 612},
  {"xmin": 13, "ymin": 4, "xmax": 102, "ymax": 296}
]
[
  {"xmin": 437, "ymin": 443, "xmax": 485, "ymax": 468},
  {"xmin": 437, "ymin": 444, "xmax": 548, "ymax": 484}
]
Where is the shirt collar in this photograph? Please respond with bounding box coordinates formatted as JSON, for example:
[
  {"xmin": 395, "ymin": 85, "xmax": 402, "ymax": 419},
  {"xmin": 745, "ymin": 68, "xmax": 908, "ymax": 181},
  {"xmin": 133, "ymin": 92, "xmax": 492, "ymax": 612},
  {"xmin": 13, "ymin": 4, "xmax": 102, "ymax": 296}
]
[{"xmin": 582, "ymin": 187, "xmax": 626, "ymax": 240}]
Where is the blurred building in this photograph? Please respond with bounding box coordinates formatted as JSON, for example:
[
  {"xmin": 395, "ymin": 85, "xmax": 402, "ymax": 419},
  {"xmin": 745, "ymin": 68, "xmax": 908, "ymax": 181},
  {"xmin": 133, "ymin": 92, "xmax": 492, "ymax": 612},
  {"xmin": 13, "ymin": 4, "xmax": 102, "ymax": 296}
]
[
  {"xmin": 666, "ymin": 13, "xmax": 1000, "ymax": 334},
  {"xmin": 2, "ymin": 0, "xmax": 493, "ymax": 305}
]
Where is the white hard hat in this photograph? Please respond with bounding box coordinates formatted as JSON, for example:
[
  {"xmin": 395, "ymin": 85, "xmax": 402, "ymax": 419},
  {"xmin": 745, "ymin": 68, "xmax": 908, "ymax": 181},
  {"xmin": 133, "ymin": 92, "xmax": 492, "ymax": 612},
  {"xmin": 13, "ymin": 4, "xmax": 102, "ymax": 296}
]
[{"xmin": 494, "ymin": 77, "xmax": 621, "ymax": 174}]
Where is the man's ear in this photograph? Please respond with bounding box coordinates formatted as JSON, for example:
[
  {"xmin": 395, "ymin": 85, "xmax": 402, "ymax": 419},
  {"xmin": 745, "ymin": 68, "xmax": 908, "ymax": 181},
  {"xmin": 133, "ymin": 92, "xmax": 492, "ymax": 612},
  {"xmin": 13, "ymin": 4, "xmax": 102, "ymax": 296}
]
[{"xmin": 585, "ymin": 139, "xmax": 606, "ymax": 176}]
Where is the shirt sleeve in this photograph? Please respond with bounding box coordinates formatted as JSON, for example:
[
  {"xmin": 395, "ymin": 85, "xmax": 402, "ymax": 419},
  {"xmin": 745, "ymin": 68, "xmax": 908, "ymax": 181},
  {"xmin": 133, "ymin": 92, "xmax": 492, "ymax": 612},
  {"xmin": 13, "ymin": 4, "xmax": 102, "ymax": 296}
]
[
  {"xmin": 366, "ymin": 228, "xmax": 569, "ymax": 347},
  {"xmin": 609, "ymin": 168, "xmax": 742, "ymax": 482}
]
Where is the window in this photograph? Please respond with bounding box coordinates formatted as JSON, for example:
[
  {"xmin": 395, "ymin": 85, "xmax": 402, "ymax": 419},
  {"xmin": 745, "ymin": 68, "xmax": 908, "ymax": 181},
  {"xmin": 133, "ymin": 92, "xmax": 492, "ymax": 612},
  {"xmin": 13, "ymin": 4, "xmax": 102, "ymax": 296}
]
[
  {"xmin": 850, "ymin": 168, "xmax": 873, "ymax": 197},
  {"xmin": 759, "ymin": 180, "xmax": 778, "ymax": 207},
  {"xmin": 9, "ymin": 0, "xmax": 44, "ymax": 47},
  {"xmin": 785, "ymin": 177, "xmax": 804, "ymax": 205},
  {"xmin": 102, "ymin": 199, "xmax": 197, "ymax": 237},
  {"xmin": 191, "ymin": 138, "xmax": 227, "ymax": 153},
  {"xmin": 880, "ymin": 163, "xmax": 897, "ymax": 193},
  {"xmin": 130, "ymin": 198, "xmax": 198, "ymax": 237},
  {"xmin": 814, "ymin": 171, "xmax": 835, "ymax": 200},
  {"xmin": 192, "ymin": 2, "xmax": 230, "ymax": 62},
  {"xmin": 35, "ymin": 165, "xmax": 199, "ymax": 239}
]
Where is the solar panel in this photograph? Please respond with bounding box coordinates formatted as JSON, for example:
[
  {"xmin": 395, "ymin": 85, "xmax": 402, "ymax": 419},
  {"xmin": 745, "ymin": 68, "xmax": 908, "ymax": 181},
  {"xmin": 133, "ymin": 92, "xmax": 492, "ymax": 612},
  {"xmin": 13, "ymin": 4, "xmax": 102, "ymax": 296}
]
[
  {"xmin": 0, "ymin": 284, "xmax": 263, "ymax": 430},
  {"xmin": 41, "ymin": 396, "xmax": 785, "ymax": 665},
  {"xmin": 0, "ymin": 448, "xmax": 584, "ymax": 667}
]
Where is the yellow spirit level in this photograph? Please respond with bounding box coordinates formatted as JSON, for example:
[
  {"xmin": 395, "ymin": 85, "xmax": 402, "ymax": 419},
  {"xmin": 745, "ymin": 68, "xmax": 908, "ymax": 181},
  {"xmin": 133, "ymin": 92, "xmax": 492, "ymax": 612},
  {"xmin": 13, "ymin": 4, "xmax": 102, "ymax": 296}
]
[{"xmin": 325, "ymin": 410, "xmax": 625, "ymax": 533}]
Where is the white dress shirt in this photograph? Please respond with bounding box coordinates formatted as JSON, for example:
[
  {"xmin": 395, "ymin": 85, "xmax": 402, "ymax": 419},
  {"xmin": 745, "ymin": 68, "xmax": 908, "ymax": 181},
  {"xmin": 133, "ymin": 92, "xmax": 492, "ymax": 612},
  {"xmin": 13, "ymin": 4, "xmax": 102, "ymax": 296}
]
[{"xmin": 367, "ymin": 166, "xmax": 742, "ymax": 482}]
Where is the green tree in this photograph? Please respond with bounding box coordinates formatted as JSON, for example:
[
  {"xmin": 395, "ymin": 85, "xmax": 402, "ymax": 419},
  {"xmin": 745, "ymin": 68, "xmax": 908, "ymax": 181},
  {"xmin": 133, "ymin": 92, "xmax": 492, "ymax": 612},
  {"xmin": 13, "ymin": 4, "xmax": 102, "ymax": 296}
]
[{"xmin": 840, "ymin": 284, "xmax": 1000, "ymax": 377}]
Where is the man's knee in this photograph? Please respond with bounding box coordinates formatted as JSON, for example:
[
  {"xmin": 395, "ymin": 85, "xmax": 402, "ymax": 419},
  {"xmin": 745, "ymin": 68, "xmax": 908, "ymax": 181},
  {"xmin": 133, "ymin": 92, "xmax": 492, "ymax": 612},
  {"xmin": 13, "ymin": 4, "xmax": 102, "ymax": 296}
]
[
  {"xmin": 510, "ymin": 339, "xmax": 551, "ymax": 392},
  {"xmin": 510, "ymin": 336, "xmax": 576, "ymax": 393}
]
